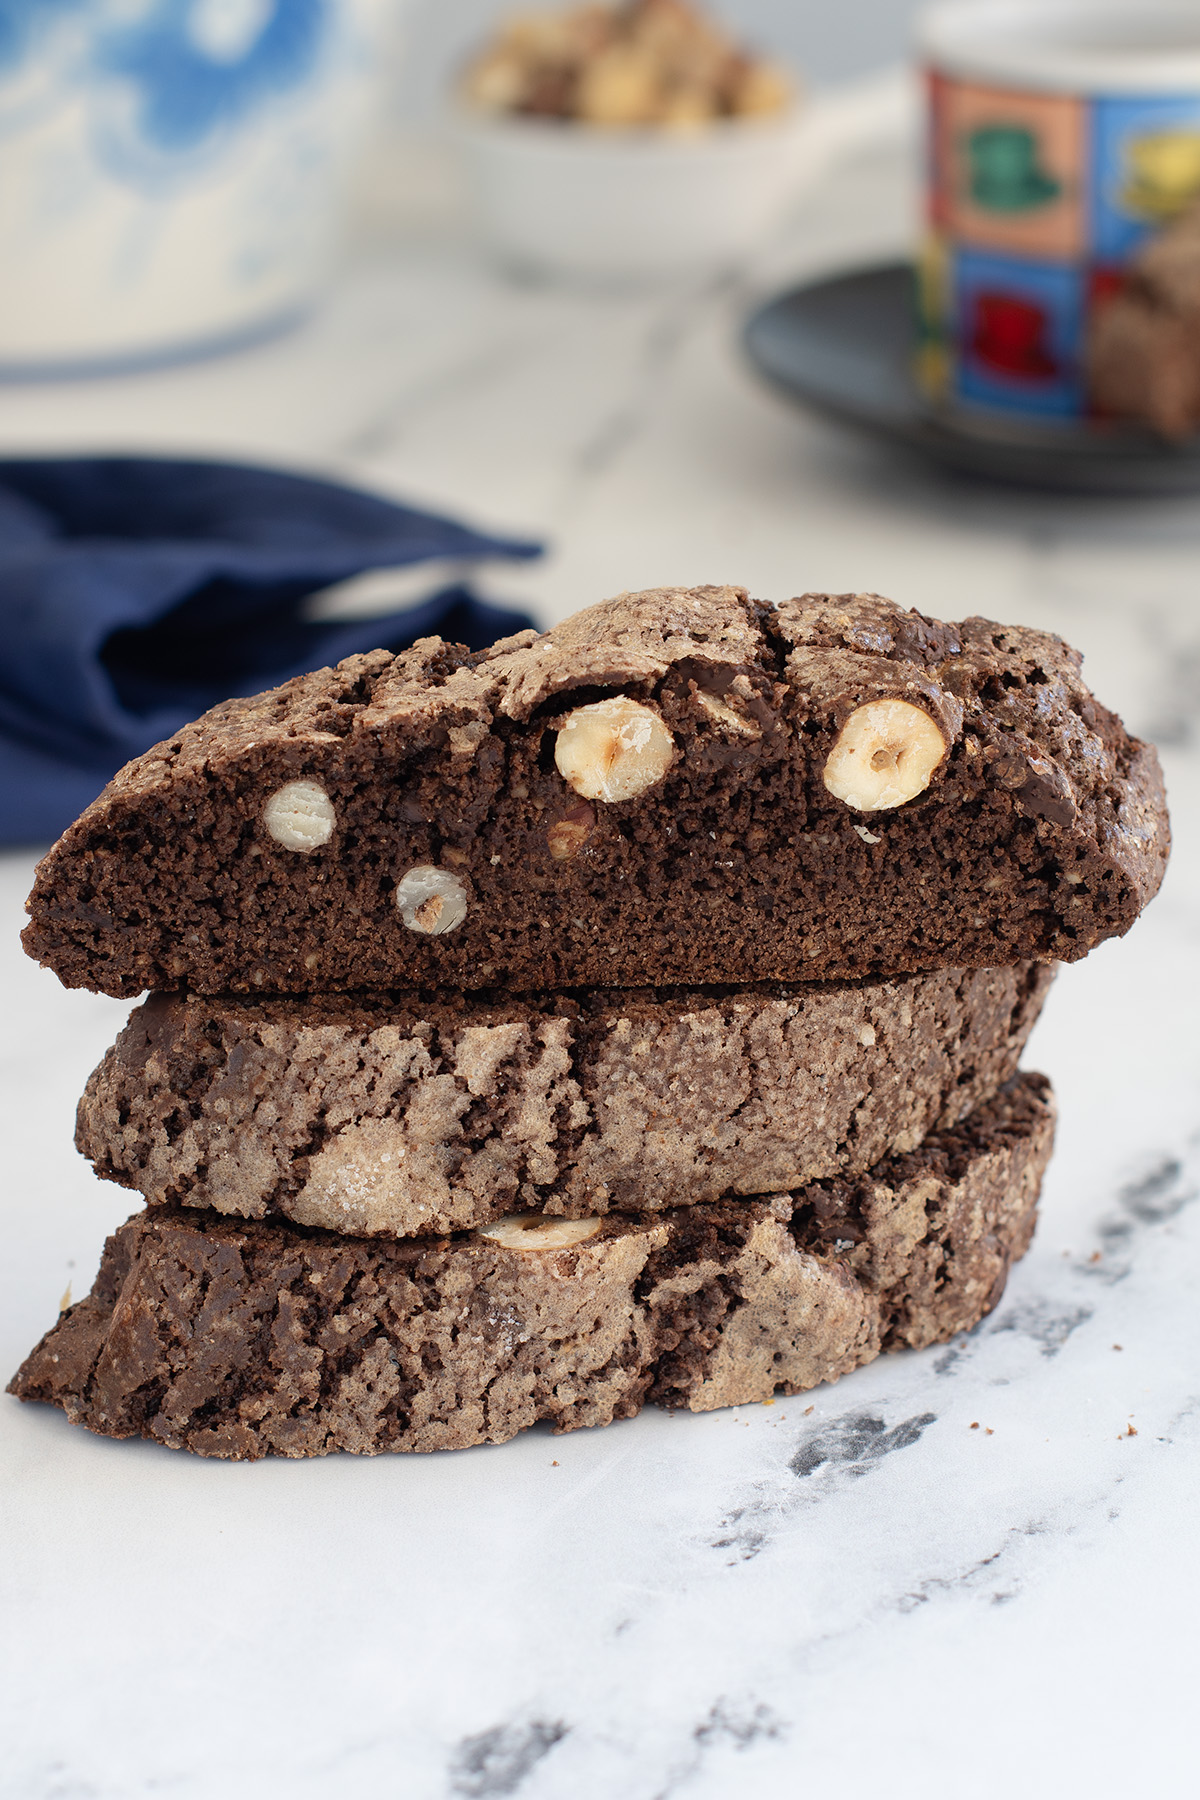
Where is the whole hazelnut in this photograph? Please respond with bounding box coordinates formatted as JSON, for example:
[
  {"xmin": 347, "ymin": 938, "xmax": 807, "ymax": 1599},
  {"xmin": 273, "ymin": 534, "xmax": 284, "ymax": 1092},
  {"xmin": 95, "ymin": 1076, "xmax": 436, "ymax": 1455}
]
[
  {"xmin": 394, "ymin": 865, "xmax": 469, "ymax": 935},
  {"xmin": 823, "ymin": 699, "xmax": 947, "ymax": 811},
  {"xmin": 263, "ymin": 780, "xmax": 336, "ymax": 851},
  {"xmin": 554, "ymin": 696, "xmax": 675, "ymax": 803}
]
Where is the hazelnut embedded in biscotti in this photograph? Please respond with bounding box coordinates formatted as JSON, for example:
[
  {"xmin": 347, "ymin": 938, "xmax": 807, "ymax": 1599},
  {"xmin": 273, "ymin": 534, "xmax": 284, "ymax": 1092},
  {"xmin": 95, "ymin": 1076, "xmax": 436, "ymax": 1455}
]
[
  {"xmin": 823, "ymin": 700, "xmax": 947, "ymax": 812},
  {"xmin": 263, "ymin": 780, "xmax": 336, "ymax": 851},
  {"xmin": 554, "ymin": 696, "xmax": 675, "ymax": 803},
  {"xmin": 478, "ymin": 1214, "xmax": 603, "ymax": 1251},
  {"xmin": 394, "ymin": 865, "xmax": 469, "ymax": 934}
]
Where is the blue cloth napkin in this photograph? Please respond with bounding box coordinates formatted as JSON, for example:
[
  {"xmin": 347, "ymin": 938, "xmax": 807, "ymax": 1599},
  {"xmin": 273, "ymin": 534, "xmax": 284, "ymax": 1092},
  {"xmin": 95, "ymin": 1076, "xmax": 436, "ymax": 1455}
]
[{"xmin": 0, "ymin": 458, "xmax": 541, "ymax": 845}]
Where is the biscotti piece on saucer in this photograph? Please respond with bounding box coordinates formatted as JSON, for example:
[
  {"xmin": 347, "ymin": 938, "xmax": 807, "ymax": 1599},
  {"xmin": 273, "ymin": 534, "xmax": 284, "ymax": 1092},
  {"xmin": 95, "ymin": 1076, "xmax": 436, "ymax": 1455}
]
[
  {"xmin": 23, "ymin": 587, "xmax": 1166, "ymax": 997},
  {"xmin": 1088, "ymin": 200, "xmax": 1200, "ymax": 439},
  {"xmin": 11, "ymin": 1075, "xmax": 1054, "ymax": 1459},
  {"xmin": 77, "ymin": 964, "xmax": 1054, "ymax": 1237}
]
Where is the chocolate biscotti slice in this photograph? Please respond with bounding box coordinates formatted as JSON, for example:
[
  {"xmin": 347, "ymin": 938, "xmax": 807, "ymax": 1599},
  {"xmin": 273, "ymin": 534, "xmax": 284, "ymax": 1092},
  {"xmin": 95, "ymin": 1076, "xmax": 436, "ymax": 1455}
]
[
  {"xmin": 1087, "ymin": 199, "xmax": 1200, "ymax": 439},
  {"xmin": 23, "ymin": 587, "xmax": 1166, "ymax": 997},
  {"xmin": 12, "ymin": 1075, "xmax": 1053, "ymax": 1459},
  {"xmin": 78, "ymin": 964, "xmax": 1053, "ymax": 1237}
]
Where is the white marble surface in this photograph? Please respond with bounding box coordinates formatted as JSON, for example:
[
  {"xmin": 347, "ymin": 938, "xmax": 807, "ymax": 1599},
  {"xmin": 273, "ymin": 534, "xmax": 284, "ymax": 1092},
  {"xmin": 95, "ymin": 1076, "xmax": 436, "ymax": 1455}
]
[{"xmin": 4, "ymin": 87, "xmax": 1200, "ymax": 1800}]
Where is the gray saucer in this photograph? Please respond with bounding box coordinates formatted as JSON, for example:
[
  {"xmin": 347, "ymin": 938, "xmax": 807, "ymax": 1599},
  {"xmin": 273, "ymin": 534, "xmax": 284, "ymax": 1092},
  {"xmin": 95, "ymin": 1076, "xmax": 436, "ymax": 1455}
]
[{"xmin": 742, "ymin": 262, "xmax": 1200, "ymax": 495}]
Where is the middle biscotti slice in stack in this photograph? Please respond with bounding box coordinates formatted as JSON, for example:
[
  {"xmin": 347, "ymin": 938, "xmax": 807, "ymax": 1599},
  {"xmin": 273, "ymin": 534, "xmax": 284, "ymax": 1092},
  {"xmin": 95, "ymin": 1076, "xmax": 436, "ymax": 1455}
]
[
  {"xmin": 12, "ymin": 586, "xmax": 1169, "ymax": 1457},
  {"xmin": 77, "ymin": 968, "xmax": 1054, "ymax": 1236}
]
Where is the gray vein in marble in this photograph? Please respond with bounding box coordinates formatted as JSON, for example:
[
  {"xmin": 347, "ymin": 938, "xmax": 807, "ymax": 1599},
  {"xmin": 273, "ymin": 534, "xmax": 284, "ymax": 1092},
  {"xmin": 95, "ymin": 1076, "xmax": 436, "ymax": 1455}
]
[
  {"xmin": 337, "ymin": 332, "xmax": 538, "ymax": 461},
  {"xmin": 789, "ymin": 1407, "xmax": 938, "ymax": 1479},
  {"xmin": 1088, "ymin": 1149, "xmax": 1199, "ymax": 1281},
  {"xmin": 566, "ymin": 280, "xmax": 727, "ymax": 488},
  {"xmin": 448, "ymin": 1720, "xmax": 569, "ymax": 1798},
  {"xmin": 650, "ymin": 1699, "xmax": 787, "ymax": 1800},
  {"xmin": 709, "ymin": 1407, "xmax": 940, "ymax": 1562},
  {"xmin": 988, "ymin": 1297, "xmax": 1095, "ymax": 1357},
  {"xmin": 892, "ymin": 1515, "xmax": 1069, "ymax": 1615}
]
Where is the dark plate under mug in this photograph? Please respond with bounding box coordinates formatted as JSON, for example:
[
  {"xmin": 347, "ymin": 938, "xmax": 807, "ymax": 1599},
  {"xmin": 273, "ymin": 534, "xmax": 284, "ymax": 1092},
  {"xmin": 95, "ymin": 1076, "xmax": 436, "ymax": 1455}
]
[{"xmin": 742, "ymin": 261, "xmax": 1200, "ymax": 495}]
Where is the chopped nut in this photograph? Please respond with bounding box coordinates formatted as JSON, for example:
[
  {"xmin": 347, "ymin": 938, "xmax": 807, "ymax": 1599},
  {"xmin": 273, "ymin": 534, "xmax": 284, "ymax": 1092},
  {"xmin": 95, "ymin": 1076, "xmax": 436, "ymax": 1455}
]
[
  {"xmin": 547, "ymin": 801, "xmax": 595, "ymax": 860},
  {"xmin": 823, "ymin": 699, "xmax": 947, "ymax": 811},
  {"xmin": 576, "ymin": 45, "xmax": 660, "ymax": 124},
  {"xmin": 695, "ymin": 690, "xmax": 761, "ymax": 737},
  {"xmin": 555, "ymin": 695, "xmax": 675, "ymax": 803},
  {"xmin": 462, "ymin": 46, "xmax": 531, "ymax": 112},
  {"xmin": 660, "ymin": 83, "xmax": 717, "ymax": 129},
  {"xmin": 478, "ymin": 1213, "xmax": 603, "ymax": 1251},
  {"xmin": 263, "ymin": 780, "xmax": 336, "ymax": 851},
  {"xmin": 730, "ymin": 59, "xmax": 793, "ymax": 116},
  {"xmin": 447, "ymin": 720, "xmax": 490, "ymax": 759},
  {"xmin": 394, "ymin": 866, "xmax": 469, "ymax": 935},
  {"xmin": 852, "ymin": 823, "xmax": 881, "ymax": 845}
]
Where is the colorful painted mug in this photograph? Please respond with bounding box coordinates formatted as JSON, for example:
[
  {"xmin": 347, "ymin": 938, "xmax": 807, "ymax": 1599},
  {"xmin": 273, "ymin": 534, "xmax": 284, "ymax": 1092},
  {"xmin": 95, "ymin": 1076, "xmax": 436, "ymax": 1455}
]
[{"xmin": 917, "ymin": 0, "xmax": 1200, "ymax": 423}]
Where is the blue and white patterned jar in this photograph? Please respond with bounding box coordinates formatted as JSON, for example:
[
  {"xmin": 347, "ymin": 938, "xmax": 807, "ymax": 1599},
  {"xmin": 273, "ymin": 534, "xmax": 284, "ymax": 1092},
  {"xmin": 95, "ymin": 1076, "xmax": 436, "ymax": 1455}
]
[{"xmin": 0, "ymin": 0, "xmax": 395, "ymax": 372}]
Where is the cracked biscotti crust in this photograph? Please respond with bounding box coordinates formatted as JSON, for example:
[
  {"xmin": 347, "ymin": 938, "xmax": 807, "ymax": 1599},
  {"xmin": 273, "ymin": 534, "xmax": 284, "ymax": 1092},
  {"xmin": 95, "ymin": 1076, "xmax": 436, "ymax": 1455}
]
[
  {"xmin": 78, "ymin": 964, "xmax": 1054, "ymax": 1236},
  {"xmin": 22, "ymin": 586, "xmax": 1168, "ymax": 997},
  {"xmin": 11, "ymin": 1075, "xmax": 1054, "ymax": 1459}
]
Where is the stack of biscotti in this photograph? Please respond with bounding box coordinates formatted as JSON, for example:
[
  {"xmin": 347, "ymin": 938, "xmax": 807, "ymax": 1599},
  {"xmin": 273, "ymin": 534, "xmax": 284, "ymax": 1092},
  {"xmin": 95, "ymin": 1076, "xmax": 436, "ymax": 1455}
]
[{"xmin": 9, "ymin": 587, "xmax": 1168, "ymax": 1458}]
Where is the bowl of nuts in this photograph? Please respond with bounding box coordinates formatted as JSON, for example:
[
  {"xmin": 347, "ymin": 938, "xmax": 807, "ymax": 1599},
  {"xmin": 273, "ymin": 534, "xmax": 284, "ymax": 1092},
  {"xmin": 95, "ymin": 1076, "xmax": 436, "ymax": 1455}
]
[{"xmin": 457, "ymin": 0, "xmax": 803, "ymax": 283}]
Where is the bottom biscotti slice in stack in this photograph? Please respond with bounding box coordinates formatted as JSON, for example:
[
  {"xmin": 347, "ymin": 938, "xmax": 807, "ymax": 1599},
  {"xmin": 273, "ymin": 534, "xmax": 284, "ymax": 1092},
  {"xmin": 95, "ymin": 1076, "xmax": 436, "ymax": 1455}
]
[{"xmin": 10, "ymin": 1074, "xmax": 1053, "ymax": 1459}]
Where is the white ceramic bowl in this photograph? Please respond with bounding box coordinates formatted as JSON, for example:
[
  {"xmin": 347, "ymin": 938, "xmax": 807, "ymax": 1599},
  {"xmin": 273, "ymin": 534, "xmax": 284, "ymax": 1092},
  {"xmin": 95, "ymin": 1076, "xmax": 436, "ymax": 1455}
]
[{"xmin": 458, "ymin": 103, "xmax": 809, "ymax": 284}]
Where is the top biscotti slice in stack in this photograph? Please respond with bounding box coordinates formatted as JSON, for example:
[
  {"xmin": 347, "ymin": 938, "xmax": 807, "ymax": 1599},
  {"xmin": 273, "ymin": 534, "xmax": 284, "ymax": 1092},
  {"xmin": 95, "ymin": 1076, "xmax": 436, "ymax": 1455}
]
[
  {"xmin": 22, "ymin": 585, "xmax": 1167, "ymax": 997},
  {"xmin": 9, "ymin": 588, "xmax": 1168, "ymax": 1458}
]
